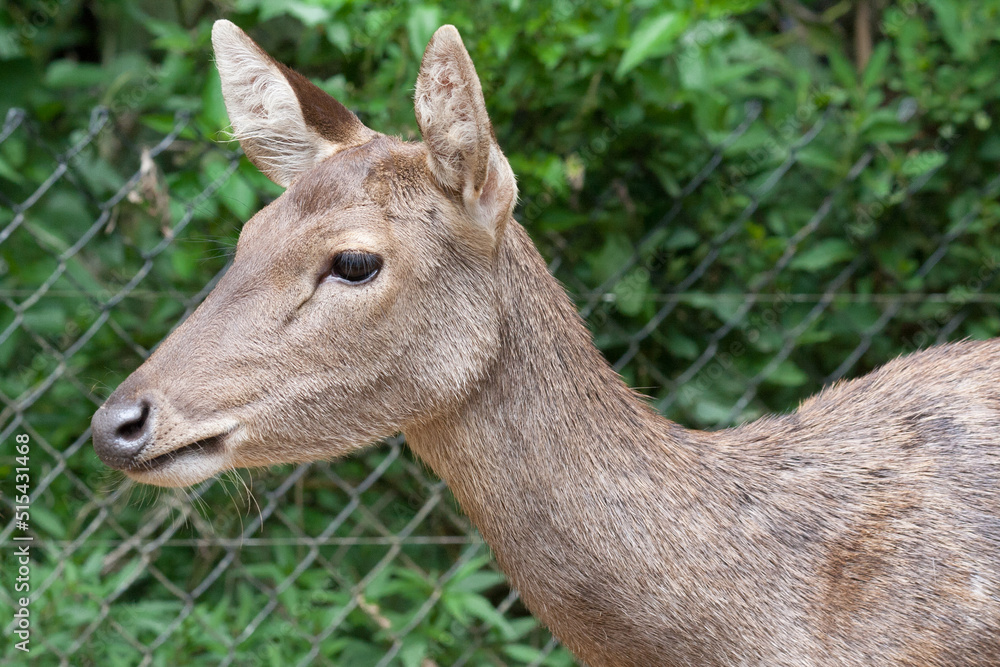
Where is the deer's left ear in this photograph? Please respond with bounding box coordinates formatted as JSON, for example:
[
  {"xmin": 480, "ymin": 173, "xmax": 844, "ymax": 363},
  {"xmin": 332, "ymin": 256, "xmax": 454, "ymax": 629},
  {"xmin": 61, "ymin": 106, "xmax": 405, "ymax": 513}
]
[{"xmin": 415, "ymin": 25, "xmax": 517, "ymax": 241}]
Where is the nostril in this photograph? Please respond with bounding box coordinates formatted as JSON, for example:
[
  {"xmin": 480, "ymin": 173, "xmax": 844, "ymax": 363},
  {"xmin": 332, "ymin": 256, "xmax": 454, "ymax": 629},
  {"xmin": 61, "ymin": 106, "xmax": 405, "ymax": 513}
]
[
  {"xmin": 116, "ymin": 401, "xmax": 151, "ymax": 441},
  {"xmin": 92, "ymin": 396, "xmax": 158, "ymax": 470}
]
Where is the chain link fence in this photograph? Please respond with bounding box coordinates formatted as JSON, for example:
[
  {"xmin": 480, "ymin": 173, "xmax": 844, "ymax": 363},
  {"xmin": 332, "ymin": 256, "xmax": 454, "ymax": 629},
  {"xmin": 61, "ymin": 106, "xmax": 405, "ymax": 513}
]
[{"xmin": 2, "ymin": 98, "xmax": 999, "ymax": 666}]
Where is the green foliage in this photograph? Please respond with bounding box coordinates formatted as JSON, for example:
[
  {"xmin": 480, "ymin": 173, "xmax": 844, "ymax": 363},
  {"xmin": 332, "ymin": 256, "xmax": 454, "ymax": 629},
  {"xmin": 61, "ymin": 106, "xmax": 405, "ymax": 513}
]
[{"xmin": 2, "ymin": 0, "xmax": 1000, "ymax": 664}]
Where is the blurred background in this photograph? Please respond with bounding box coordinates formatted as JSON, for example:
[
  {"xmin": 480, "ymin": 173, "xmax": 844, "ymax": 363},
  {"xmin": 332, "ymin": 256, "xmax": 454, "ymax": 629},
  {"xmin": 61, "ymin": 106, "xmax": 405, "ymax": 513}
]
[{"xmin": 1, "ymin": 1, "xmax": 999, "ymax": 665}]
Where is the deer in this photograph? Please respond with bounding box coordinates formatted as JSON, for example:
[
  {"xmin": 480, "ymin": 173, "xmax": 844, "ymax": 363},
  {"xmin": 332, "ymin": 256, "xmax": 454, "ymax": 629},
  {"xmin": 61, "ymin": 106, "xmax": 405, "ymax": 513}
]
[{"xmin": 90, "ymin": 20, "xmax": 1000, "ymax": 666}]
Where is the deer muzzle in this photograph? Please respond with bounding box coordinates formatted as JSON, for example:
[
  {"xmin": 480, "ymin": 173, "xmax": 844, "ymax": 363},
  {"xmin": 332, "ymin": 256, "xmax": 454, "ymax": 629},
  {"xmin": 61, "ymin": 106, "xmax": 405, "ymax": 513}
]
[{"xmin": 92, "ymin": 388, "xmax": 240, "ymax": 486}]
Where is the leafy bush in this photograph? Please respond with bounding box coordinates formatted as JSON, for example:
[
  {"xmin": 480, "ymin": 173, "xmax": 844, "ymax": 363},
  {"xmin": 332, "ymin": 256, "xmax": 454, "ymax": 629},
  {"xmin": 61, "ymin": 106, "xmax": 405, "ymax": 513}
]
[{"xmin": 2, "ymin": 1, "xmax": 1000, "ymax": 664}]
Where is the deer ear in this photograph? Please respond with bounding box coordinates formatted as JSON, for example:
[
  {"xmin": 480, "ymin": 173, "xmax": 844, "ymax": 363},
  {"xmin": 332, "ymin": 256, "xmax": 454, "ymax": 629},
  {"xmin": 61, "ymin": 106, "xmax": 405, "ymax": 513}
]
[
  {"xmin": 415, "ymin": 25, "xmax": 517, "ymax": 240},
  {"xmin": 211, "ymin": 20, "xmax": 375, "ymax": 187}
]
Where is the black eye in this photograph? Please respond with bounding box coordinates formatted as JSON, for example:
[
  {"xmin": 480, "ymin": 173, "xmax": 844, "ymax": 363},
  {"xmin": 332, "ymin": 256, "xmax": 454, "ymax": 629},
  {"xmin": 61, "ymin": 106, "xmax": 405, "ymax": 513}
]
[{"xmin": 329, "ymin": 250, "xmax": 383, "ymax": 284}]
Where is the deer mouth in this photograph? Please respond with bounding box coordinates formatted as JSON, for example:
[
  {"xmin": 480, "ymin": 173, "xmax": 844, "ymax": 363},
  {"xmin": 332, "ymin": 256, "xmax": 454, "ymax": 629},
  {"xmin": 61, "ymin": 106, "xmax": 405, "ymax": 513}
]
[
  {"xmin": 103, "ymin": 410, "xmax": 243, "ymax": 487},
  {"xmin": 129, "ymin": 431, "xmax": 232, "ymax": 474},
  {"xmin": 117, "ymin": 425, "xmax": 239, "ymax": 488}
]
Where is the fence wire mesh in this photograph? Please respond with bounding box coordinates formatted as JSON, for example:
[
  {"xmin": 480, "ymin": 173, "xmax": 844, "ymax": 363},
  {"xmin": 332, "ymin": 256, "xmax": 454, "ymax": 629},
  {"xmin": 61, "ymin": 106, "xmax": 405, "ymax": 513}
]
[{"xmin": 1, "ymin": 98, "xmax": 999, "ymax": 666}]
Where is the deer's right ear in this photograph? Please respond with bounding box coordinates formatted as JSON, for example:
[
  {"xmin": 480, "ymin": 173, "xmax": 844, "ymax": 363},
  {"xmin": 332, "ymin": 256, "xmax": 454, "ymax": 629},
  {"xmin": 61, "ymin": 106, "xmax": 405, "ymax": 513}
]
[{"xmin": 211, "ymin": 20, "xmax": 374, "ymax": 187}]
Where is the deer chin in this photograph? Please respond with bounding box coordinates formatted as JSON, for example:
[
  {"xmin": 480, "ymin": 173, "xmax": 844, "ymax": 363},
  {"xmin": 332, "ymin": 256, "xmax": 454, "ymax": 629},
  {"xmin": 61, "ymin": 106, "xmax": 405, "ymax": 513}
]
[{"xmin": 124, "ymin": 426, "xmax": 240, "ymax": 488}]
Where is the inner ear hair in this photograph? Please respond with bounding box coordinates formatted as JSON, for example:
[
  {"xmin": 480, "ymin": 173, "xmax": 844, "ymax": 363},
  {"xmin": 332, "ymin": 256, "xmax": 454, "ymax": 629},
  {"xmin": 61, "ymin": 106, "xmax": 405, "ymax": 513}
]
[
  {"xmin": 212, "ymin": 20, "xmax": 374, "ymax": 187},
  {"xmin": 414, "ymin": 26, "xmax": 492, "ymax": 195},
  {"xmin": 414, "ymin": 25, "xmax": 517, "ymax": 240}
]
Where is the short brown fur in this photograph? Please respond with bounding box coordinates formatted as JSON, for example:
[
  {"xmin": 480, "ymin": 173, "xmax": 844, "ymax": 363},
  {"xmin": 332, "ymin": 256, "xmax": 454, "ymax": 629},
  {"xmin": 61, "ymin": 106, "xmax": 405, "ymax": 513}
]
[{"xmin": 92, "ymin": 22, "xmax": 1000, "ymax": 667}]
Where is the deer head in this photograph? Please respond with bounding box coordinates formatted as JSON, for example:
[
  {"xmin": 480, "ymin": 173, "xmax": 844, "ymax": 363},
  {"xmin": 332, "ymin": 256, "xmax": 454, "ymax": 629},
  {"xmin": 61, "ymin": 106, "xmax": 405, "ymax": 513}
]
[{"xmin": 91, "ymin": 21, "xmax": 517, "ymax": 487}]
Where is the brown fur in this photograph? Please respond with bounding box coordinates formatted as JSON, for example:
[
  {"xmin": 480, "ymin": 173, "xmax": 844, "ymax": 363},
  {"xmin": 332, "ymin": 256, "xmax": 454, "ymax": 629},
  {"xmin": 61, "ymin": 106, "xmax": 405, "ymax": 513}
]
[{"xmin": 92, "ymin": 22, "xmax": 1000, "ymax": 666}]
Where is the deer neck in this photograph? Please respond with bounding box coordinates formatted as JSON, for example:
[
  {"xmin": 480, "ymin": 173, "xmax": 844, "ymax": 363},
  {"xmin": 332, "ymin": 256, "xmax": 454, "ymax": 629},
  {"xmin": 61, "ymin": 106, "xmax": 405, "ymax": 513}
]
[{"xmin": 404, "ymin": 221, "xmax": 711, "ymax": 631}]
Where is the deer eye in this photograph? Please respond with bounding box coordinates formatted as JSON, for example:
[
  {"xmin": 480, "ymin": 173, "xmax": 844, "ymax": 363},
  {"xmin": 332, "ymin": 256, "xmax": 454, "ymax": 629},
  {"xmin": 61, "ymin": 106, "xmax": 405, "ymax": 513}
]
[{"xmin": 329, "ymin": 250, "xmax": 383, "ymax": 284}]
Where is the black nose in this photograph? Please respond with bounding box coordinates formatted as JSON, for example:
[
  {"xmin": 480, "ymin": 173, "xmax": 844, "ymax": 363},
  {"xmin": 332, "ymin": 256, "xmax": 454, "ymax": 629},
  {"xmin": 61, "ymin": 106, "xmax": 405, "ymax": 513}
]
[{"xmin": 92, "ymin": 397, "xmax": 156, "ymax": 470}]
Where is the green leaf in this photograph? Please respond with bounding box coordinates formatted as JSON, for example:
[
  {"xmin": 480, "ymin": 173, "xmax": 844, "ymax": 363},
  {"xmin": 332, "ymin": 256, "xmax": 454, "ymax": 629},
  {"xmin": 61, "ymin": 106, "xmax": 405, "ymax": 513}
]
[
  {"xmin": 927, "ymin": 0, "xmax": 972, "ymax": 59},
  {"xmin": 790, "ymin": 239, "xmax": 855, "ymax": 271},
  {"xmin": 693, "ymin": 398, "xmax": 736, "ymax": 426},
  {"xmin": 589, "ymin": 233, "xmax": 634, "ymax": 284},
  {"xmin": 398, "ymin": 635, "xmax": 428, "ymax": 667},
  {"xmin": 0, "ymin": 157, "xmax": 23, "ymax": 185},
  {"xmin": 504, "ymin": 644, "xmax": 546, "ymax": 663},
  {"xmin": 22, "ymin": 304, "xmax": 66, "ymax": 335},
  {"xmin": 707, "ymin": 0, "xmax": 768, "ymax": 16},
  {"xmin": 217, "ymin": 172, "xmax": 256, "ymax": 220},
  {"xmin": 860, "ymin": 108, "xmax": 916, "ymax": 144},
  {"xmin": 456, "ymin": 593, "xmax": 516, "ymax": 638},
  {"xmin": 796, "ymin": 145, "xmax": 842, "ymax": 174},
  {"xmin": 616, "ymin": 12, "xmax": 688, "ymax": 79},
  {"xmin": 860, "ymin": 42, "xmax": 891, "ymax": 91},
  {"xmin": 45, "ymin": 61, "xmax": 110, "ymax": 88},
  {"xmin": 141, "ymin": 16, "xmax": 196, "ymax": 51},
  {"xmin": 285, "ymin": 1, "xmax": 331, "ymax": 26},
  {"xmin": 449, "ymin": 570, "xmax": 506, "ymax": 594},
  {"xmin": 765, "ymin": 360, "xmax": 809, "ymax": 387},
  {"xmin": 664, "ymin": 330, "xmax": 700, "ymax": 360},
  {"xmin": 200, "ymin": 68, "xmax": 229, "ymax": 134},
  {"xmin": 612, "ymin": 268, "xmax": 651, "ymax": 317},
  {"xmin": 901, "ymin": 150, "xmax": 947, "ymax": 177},
  {"xmin": 827, "ymin": 48, "xmax": 857, "ymax": 90},
  {"xmin": 407, "ymin": 5, "xmax": 442, "ymax": 58},
  {"xmin": 28, "ymin": 505, "xmax": 66, "ymax": 539},
  {"xmin": 666, "ymin": 227, "xmax": 699, "ymax": 250},
  {"xmin": 326, "ymin": 22, "xmax": 352, "ymax": 52},
  {"xmin": 103, "ymin": 560, "xmax": 145, "ymax": 597},
  {"xmin": 505, "ymin": 616, "xmax": 540, "ymax": 641}
]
